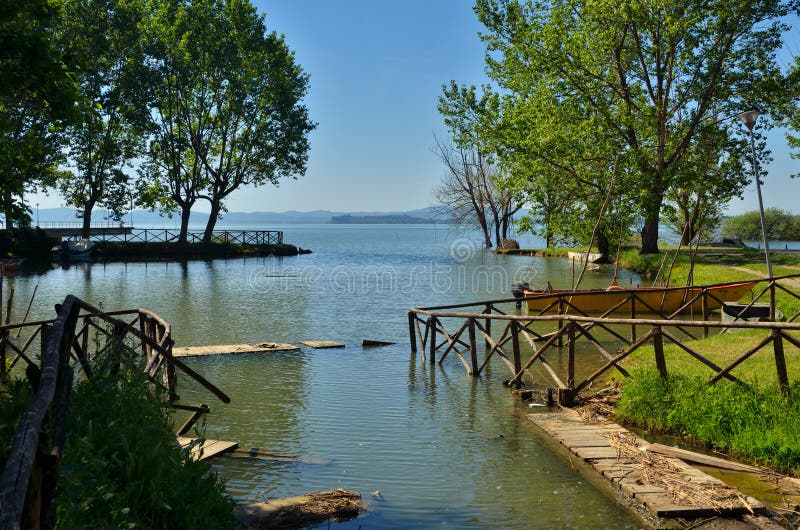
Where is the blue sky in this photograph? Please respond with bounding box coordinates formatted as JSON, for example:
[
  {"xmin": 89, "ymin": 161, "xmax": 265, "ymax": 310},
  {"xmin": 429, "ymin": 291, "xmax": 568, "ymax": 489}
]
[{"xmin": 33, "ymin": 2, "xmax": 800, "ymax": 215}]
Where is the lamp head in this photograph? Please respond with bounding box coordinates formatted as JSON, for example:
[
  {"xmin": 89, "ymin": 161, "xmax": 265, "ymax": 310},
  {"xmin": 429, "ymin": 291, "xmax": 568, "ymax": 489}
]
[{"xmin": 738, "ymin": 110, "xmax": 760, "ymax": 131}]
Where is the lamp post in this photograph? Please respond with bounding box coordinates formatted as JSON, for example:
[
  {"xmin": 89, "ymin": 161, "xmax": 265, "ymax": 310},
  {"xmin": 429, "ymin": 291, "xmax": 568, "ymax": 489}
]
[{"xmin": 739, "ymin": 110, "xmax": 774, "ymax": 318}]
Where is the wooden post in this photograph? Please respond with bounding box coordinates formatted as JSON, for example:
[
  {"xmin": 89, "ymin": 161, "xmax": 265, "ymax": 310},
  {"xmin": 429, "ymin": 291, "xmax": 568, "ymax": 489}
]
[
  {"xmin": 773, "ymin": 330, "xmax": 789, "ymax": 394},
  {"xmin": 428, "ymin": 317, "xmax": 437, "ymax": 365},
  {"xmin": 0, "ymin": 328, "xmax": 7, "ymax": 383},
  {"xmin": 567, "ymin": 323, "xmax": 575, "ymax": 390},
  {"xmin": 557, "ymin": 297, "xmax": 564, "ymax": 347},
  {"xmin": 701, "ymin": 288, "xmax": 709, "ymax": 338},
  {"xmin": 408, "ymin": 312, "xmax": 417, "ymax": 353},
  {"xmin": 769, "ymin": 282, "xmax": 776, "ymax": 321},
  {"xmin": 653, "ymin": 326, "xmax": 667, "ymax": 381},
  {"xmin": 511, "ymin": 322, "xmax": 521, "ymax": 389},
  {"xmin": 468, "ymin": 318, "xmax": 478, "ymax": 376},
  {"xmin": 484, "ymin": 305, "xmax": 492, "ymax": 355},
  {"xmin": 630, "ymin": 296, "xmax": 637, "ymax": 342}
]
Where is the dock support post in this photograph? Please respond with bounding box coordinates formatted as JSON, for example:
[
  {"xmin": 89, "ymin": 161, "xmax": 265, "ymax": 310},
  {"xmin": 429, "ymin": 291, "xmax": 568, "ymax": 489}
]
[
  {"xmin": 484, "ymin": 305, "xmax": 492, "ymax": 355},
  {"xmin": 773, "ymin": 330, "xmax": 789, "ymax": 395},
  {"xmin": 408, "ymin": 312, "xmax": 417, "ymax": 353},
  {"xmin": 567, "ymin": 324, "xmax": 575, "ymax": 390},
  {"xmin": 511, "ymin": 323, "xmax": 521, "ymax": 389},
  {"xmin": 468, "ymin": 318, "xmax": 478, "ymax": 376},
  {"xmin": 428, "ymin": 317, "xmax": 437, "ymax": 365},
  {"xmin": 653, "ymin": 326, "xmax": 667, "ymax": 381}
]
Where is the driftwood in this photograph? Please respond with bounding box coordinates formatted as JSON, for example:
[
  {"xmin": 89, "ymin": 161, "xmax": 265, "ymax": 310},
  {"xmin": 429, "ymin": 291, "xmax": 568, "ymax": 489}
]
[
  {"xmin": 644, "ymin": 443, "xmax": 763, "ymax": 474},
  {"xmin": 234, "ymin": 489, "xmax": 363, "ymax": 529}
]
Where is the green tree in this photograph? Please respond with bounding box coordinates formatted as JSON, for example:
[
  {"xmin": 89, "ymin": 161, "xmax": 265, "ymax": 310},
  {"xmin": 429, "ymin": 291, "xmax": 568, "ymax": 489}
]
[
  {"xmin": 140, "ymin": 0, "xmax": 313, "ymax": 243},
  {"xmin": 471, "ymin": 0, "xmax": 794, "ymax": 254},
  {"xmin": 0, "ymin": 0, "xmax": 77, "ymax": 228},
  {"xmin": 59, "ymin": 0, "xmax": 149, "ymax": 238},
  {"xmin": 663, "ymin": 123, "xmax": 751, "ymax": 245},
  {"xmin": 721, "ymin": 208, "xmax": 799, "ymax": 241}
]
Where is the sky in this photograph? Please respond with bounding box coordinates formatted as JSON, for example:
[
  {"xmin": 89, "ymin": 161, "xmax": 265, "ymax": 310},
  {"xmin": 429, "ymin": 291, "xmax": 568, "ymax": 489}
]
[{"xmin": 32, "ymin": 1, "xmax": 800, "ymax": 215}]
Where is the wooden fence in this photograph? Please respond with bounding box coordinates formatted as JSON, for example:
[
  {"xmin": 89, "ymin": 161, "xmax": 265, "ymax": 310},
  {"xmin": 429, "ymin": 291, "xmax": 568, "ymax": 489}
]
[
  {"xmin": 64, "ymin": 229, "xmax": 283, "ymax": 246},
  {"xmin": 0, "ymin": 295, "xmax": 228, "ymax": 530},
  {"xmin": 408, "ymin": 276, "xmax": 800, "ymax": 406}
]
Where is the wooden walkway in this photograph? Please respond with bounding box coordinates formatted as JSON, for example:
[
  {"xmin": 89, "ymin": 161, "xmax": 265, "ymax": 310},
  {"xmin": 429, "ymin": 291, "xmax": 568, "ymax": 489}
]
[
  {"xmin": 528, "ymin": 411, "xmax": 766, "ymax": 521},
  {"xmin": 177, "ymin": 436, "xmax": 239, "ymax": 461},
  {"xmin": 173, "ymin": 342, "xmax": 299, "ymax": 357}
]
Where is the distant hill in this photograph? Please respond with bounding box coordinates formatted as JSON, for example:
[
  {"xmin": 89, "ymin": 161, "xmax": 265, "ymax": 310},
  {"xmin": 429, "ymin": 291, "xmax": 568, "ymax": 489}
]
[
  {"xmin": 28, "ymin": 206, "xmax": 449, "ymax": 227},
  {"xmin": 330, "ymin": 213, "xmax": 435, "ymax": 224}
]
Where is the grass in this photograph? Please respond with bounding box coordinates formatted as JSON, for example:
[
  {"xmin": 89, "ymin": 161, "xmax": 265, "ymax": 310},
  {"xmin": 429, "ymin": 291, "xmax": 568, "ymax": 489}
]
[
  {"xmin": 0, "ymin": 349, "xmax": 240, "ymax": 529},
  {"xmin": 601, "ymin": 245, "xmax": 800, "ymax": 473},
  {"xmin": 616, "ymin": 369, "xmax": 800, "ymax": 474}
]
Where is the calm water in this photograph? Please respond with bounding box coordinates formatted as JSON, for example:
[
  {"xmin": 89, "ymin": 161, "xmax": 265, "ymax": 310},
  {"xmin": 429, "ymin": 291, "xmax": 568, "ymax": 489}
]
[{"xmin": 6, "ymin": 225, "xmax": 642, "ymax": 528}]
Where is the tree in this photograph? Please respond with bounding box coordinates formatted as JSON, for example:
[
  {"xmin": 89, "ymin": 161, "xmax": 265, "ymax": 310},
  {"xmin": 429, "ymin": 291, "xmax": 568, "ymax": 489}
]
[
  {"xmin": 140, "ymin": 0, "xmax": 313, "ymax": 243},
  {"xmin": 721, "ymin": 209, "xmax": 800, "ymax": 241},
  {"xmin": 195, "ymin": 1, "xmax": 313, "ymax": 240},
  {"xmin": 662, "ymin": 123, "xmax": 752, "ymax": 245},
  {"xmin": 432, "ymin": 136, "xmax": 494, "ymax": 247},
  {"xmin": 0, "ymin": 0, "xmax": 77, "ymax": 228},
  {"xmin": 472, "ymin": 0, "xmax": 794, "ymax": 254},
  {"xmin": 59, "ymin": 0, "xmax": 149, "ymax": 238}
]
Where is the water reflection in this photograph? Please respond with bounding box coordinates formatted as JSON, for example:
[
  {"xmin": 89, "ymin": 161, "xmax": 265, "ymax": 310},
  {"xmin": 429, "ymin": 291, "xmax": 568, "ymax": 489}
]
[{"xmin": 2, "ymin": 226, "xmax": 641, "ymax": 528}]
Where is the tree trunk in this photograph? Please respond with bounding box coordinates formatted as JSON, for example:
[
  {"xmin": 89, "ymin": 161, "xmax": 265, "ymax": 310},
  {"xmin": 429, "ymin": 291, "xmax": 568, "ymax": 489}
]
[
  {"xmin": 202, "ymin": 200, "xmax": 221, "ymax": 242},
  {"xmin": 178, "ymin": 203, "xmax": 192, "ymax": 244},
  {"xmin": 80, "ymin": 199, "xmax": 96, "ymax": 239},
  {"xmin": 679, "ymin": 221, "xmax": 695, "ymax": 246},
  {"xmin": 596, "ymin": 230, "xmax": 611, "ymax": 263},
  {"xmin": 640, "ymin": 215, "xmax": 660, "ymax": 254},
  {"xmin": 4, "ymin": 192, "xmax": 13, "ymax": 230}
]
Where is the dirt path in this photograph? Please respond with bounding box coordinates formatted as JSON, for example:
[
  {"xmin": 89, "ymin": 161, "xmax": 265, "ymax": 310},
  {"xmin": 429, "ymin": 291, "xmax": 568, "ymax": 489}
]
[{"xmin": 729, "ymin": 265, "xmax": 800, "ymax": 289}]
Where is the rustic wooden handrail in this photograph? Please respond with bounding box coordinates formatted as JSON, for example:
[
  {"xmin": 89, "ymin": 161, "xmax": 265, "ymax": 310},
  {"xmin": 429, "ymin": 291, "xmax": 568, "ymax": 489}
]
[
  {"xmin": 0, "ymin": 295, "xmax": 80, "ymax": 529},
  {"xmin": 0, "ymin": 296, "xmax": 230, "ymax": 529},
  {"xmin": 409, "ymin": 275, "xmax": 800, "ymax": 405}
]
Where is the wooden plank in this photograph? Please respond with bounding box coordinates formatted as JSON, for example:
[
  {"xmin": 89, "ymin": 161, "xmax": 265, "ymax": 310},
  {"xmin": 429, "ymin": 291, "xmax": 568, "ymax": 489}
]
[
  {"xmin": 645, "ymin": 443, "xmax": 763, "ymax": 473},
  {"xmin": 362, "ymin": 339, "xmax": 395, "ymax": 347},
  {"xmin": 300, "ymin": 340, "xmax": 345, "ymax": 349},
  {"xmin": 176, "ymin": 436, "xmax": 238, "ymax": 461},
  {"xmin": 173, "ymin": 342, "xmax": 299, "ymax": 357},
  {"xmin": 527, "ymin": 411, "xmax": 765, "ymax": 519}
]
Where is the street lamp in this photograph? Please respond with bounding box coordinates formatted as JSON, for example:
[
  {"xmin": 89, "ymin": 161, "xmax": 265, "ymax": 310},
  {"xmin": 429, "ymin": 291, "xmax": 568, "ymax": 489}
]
[
  {"xmin": 738, "ymin": 110, "xmax": 772, "ymax": 278},
  {"xmin": 739, "ymin": 109, "xmax": 774, "ymax": 319}
]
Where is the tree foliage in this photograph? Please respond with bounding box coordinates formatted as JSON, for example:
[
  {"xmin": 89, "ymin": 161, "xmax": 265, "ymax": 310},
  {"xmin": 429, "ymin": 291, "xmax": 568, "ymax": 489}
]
[
  {"xmin": 720, "ymin": 208, "xmax": 800, "ymax": 241},
  {"xmin": 58, "ymin": 0, "xmax": 150, "ymax": 238},
  {"xmin": 140, "ymin": 0, "xmax": 314, "ymax": 242},
  {"xmin": 0, "ymin": 0, "xmax": 77, "ymax": 228},
  {"xmin": 459, "ymin": 0, "xmax": 795, "ymax": 254}
]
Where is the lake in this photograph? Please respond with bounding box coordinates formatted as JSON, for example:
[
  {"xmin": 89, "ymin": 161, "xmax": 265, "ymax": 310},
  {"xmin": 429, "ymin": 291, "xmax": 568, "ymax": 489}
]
[{"xmin": 5, "ymin": 225, "xmax": 643, "ymax": 528}]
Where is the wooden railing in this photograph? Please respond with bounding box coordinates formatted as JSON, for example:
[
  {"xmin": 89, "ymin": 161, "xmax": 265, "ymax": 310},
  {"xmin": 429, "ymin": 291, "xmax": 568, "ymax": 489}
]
[
  {"xmin": 0, "ymin": 296, "xmax": 228, "ymax": 529},
  {"xmin": 64, "ymin": 229, "xmax": 283, "ymax": 246},
  {"xmin": 408, "ymin": 276, "xmax": 800, "ymax": 406}
]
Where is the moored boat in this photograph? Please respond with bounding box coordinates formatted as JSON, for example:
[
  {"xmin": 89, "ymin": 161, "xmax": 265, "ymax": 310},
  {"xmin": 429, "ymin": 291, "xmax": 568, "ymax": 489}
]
[{"xmin": 523, "ymin": 280, "xmax": 758, "ymax": 315}]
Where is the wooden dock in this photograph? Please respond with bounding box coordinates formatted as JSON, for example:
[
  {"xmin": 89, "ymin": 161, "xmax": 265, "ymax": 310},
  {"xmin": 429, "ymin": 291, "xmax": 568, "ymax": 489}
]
[
  {"xmin": 177, "ymin": 436, "xmax": 239, "ymax": 461},
  {"xmin": 300, "ymin": 340, "xmax": 345, "ymax": 349},
  {"xmin": 173, "ymin": 342, "xmax": 299, "ymax": 357},
  {"xmin": 528, "ymin": 411, "xmax": 766, "ymax": 522}
]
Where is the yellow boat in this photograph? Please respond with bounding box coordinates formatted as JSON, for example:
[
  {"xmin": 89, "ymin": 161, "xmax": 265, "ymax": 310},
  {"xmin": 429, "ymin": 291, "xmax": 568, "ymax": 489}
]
[{"xmin": 523, "ymin": 281, "xmax": 758, "ymax": 315}]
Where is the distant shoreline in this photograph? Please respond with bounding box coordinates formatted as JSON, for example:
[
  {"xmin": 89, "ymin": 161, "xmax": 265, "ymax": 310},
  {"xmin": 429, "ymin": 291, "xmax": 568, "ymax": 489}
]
[{"xmin": 329, "ymin": 214, "xmax": 439, "ymax": 225}]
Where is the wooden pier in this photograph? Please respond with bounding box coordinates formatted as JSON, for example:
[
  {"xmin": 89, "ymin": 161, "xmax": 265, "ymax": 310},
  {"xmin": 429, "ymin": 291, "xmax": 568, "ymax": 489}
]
[
  {"xmin": 528, "ymin": 411, "xmax": 767, "ymax": 523},
  {"xmin": 173, "ymin": 342, "xmax": 299, "ymax": 357},
  {"xmin": 177, "ymin": 436, "xmax": 239, "ymax": 461}
]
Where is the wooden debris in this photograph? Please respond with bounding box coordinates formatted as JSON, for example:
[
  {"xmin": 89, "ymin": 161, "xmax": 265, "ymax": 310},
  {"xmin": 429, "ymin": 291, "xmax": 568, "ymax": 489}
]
[
  {"xmin": 222, "ymin": 448, "xmax": 332, "ymax": 465},
  {"xmin": 527, "ymin": 411, "xmax": 765, "ymax": 520},
  {"xmin": 644, "ymin": 443, "xmax": 764, "ymax": 474},
  {"xmin": 234, "ymin": 489, "xmax": 363, "ymax": 529},
  {"xmin": 176, "ymin": 436, "xmax": 238, "ymax": 461},
  {"xmin": 299, "ymin": 340, "xmax": 345, "ymax": 349},
  {"xmin": 362, "ymin": 339, "xmax": 395, "ymax": 347},
  {"xmin": 173, "ymin": 342, "xmax": 299, "ymax": 357}
]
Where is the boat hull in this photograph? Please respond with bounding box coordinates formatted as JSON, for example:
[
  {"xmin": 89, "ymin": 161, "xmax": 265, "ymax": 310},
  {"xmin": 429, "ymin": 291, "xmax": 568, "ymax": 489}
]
[{"xmin": 523, "ymin": 282, "xmax": 757, "ymax": 315}]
